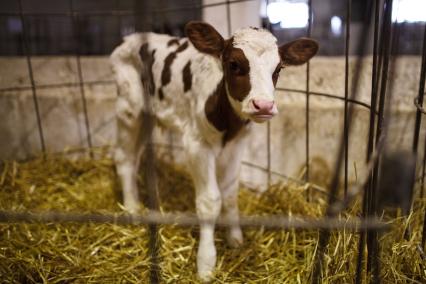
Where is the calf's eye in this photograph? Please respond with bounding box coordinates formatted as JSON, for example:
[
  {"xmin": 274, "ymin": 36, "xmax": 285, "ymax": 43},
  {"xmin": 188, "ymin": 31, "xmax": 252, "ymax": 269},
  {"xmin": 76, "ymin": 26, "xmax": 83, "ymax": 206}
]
[{"xmin": 229, "ymin": 61, "xmax": 241, "ymax": 73}]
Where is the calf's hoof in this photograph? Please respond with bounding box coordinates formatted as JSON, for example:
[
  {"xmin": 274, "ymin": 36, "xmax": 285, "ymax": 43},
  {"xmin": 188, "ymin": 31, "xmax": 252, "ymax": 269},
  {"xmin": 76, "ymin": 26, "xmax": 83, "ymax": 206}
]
[
  {"xmin": 198, "ymin": 269, "xmax": 214, "ymax": 283},
  {"xmin": 197, "ymin": 248, "xmax": 216, "ymax": 283},
  {"xmin": 227, "ymin": 227, "xmax": 243, "ymax": 248}
]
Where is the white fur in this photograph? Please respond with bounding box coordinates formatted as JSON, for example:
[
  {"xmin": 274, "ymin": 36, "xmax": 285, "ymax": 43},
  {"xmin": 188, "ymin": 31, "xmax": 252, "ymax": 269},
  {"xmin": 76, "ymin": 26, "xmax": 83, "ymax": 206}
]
[{"xmin": 111, "ymin": 28, "xmax": 280, "ymax": 282}]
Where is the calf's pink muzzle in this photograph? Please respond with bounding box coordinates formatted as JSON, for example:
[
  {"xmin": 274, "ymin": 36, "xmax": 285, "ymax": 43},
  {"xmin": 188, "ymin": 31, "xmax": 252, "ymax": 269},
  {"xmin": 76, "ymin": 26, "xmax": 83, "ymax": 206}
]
[{"xmin": 251, "ymin": 99, "xmax": 276, "ymax": 120}]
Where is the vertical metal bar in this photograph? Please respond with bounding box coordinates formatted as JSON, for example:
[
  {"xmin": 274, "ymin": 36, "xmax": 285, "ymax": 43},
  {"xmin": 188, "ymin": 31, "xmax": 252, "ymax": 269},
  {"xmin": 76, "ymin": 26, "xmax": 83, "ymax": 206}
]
[
  {"xmin": 356, "ymin": 1, "xmax": 382, "ymax": 282},
  {"xmin": 366, "ymin": 2, "xmax": 393, "ymax": 282},
  {"xmin": 145, "ymin": 133, "xmax": 160, "ymax": 284},
  {"xmin": 305, "ymin": 0, "xmax": 313, "ymax": 184},
  {"xmin": 159, "ymin": 0, "xmax": 175, "ymax": 165},
  {"xmin": 422, "ymin": 202, "xmax": 426, "ymax": 249},
  {"xmin": 114, "ymin": 0, "xmax": 121, "ymax": 101},
  {"xmin": 141, "ymin": 37, "xmax": 161, "ymax": 282},
  {"xmin": 422, "ymin": 130, "xmax": 426, "ymax": 248},
  {"xmin": 115, "ymin": 0, "xmax": 122, "ymax": 39},
  {"xmin": 311, "ymin": 1, "xmax": 374, "ymax": 282},
  {"xmin": 413, "ymin": 23, "xmax": 426, "ymax": 198},
  {"xmin": 374, "ymin": 0, "xmax": 392, "ymax": 161},
  {"xmin": 266, "ymin": 0, "xmax": 272, "ymax": 187},
  {"xmin": 364, "ymin": 0, "xmax": 397, "ymax": 281},
  {"xmin": 342, "ymin": 0, "xmax": 351, "ymax": 276},
  {"xmin": 355, "ymin": 197, "xmax": 367, "ymax": 284},
  {"xmin": 422, "ymin": 135, "xmax": 426, "ymax": 198},
  {"xmin": 191, "ymin": 0, "xmax": 198, "ymax": 22},
  {"xmin": 267, "ymin": 119, "xmax": 272, "ymax": 186},
  {"xmin": 134, "ymin": 1, "xmax": 146, "ymax": 31},
  {"xmin": 17, "ymin": 0, "xmax": 46, "ymax": 154},
  {"xmin": 158, "ymin": 0, "xmax": 166, "ymax": 33},
  {"xmin": 70, "ymin": 0, "xmax": 93, "ymax": 155},
  {"xmin": 343, "ymin": 0, "xmax": 351, "ymax": 198},
  {"xmin": 372, "ymin": 20, "xmax": 400, "ymax": 284},
  {"xmin": 226, "ymin": 0, "xmax": 232, "ymax": 37},
  {"xmin": 145, "ymin": 127, "xmax": 160, "ymax": 284},
  {"xmin": 368, "ymin": 0, "xmax": 386, "ymax": 211},
  {"xmin": 138, "ymin": 11, "xmax": 160, "ymax": 281}
]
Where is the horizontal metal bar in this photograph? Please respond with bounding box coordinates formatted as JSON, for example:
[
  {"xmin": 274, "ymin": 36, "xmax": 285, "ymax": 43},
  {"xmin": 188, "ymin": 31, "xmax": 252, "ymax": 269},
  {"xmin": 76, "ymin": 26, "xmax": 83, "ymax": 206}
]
[
  {"xmin": 0, "ymin": 81, "xmax": 377, "ymax": 113},
  {"xmin": 0, "ymin": 79, "xmax": 114, "ymax": 93},
  {"xmin": 0, "ymin": 0, "xmax": 256, "ymax": 18},
  {"xmin": 241, "ymin": 161, "xmax": 332, "ymax": 196},
  {"xmin": 1, "ymin": 82, "xmax": 375, "ymax": 115},
  {"xmin": 242, "ymin": 160, "xmax": 302, "ymax": 183},
  {"xmin": 0, "ymin": 210, "xmax": 390, "ymax": 231},
  {"xmin": 276, "ymin": 87, "xmax": 375, "ymax": 112}
]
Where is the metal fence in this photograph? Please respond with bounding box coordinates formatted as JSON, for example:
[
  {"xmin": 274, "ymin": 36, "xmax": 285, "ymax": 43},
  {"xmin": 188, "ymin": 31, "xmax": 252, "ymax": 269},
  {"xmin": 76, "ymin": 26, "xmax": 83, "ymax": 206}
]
[{"xmin": 0, "ymin": 0, "xmax": 425, "ymax": 283}]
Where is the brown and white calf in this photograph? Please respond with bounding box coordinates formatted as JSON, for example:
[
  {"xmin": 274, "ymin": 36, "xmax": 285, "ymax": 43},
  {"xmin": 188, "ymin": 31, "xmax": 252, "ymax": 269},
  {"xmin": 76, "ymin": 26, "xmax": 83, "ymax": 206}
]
[{"xmin": 111, "ymin": 21, "xmax": 318, "ymax": 281}]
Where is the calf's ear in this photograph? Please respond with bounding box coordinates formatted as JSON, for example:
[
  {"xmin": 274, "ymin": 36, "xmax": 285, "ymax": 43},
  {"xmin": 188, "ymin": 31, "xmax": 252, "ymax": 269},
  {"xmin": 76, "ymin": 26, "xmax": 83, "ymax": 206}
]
[
  {"xmin": 279, "ymin": 38, "xmax": 319, "ymax": 66},
  {"xmin": 185, "ymin": 21, "xmax": 225, "ymax": 58}
]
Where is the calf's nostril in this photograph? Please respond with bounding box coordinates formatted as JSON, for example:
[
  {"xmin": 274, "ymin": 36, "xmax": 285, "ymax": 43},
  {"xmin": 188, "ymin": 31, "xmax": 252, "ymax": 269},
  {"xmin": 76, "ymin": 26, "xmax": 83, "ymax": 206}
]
[{"xmin": 252, "ymin": 100, "xmax": 261, "ymax": 110}]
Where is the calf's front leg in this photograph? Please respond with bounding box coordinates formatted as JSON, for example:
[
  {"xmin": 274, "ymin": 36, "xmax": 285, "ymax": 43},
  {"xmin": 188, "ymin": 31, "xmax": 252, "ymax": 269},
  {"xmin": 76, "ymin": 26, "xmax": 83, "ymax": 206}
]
[
  {"xmin": 187, "ymin": 143, "xmax": 221, "ymax": 282},
  {"xmin": 217, "ymin": 141, "xmax": 244, "ymax": 248}
]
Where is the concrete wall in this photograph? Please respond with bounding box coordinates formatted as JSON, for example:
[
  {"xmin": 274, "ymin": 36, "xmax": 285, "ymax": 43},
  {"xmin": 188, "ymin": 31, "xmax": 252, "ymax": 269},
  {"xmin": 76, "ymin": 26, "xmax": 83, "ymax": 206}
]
[{"xmin": 1, "ymin": 54, "xmax": 424, "ymax": 190}]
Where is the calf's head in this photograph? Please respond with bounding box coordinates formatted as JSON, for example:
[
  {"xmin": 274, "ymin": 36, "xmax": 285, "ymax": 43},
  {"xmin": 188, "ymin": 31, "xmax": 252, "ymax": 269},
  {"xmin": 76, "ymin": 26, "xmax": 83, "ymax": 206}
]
[{"xmin": 185, "ymin": 21, "xmax": 318, "ymax": 123}]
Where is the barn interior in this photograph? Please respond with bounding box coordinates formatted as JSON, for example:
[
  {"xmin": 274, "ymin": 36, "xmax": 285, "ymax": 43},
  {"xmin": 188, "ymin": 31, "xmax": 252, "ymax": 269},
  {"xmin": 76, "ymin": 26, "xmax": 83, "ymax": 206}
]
[{"xmin": 0, "ymin": 0, "xmax": 425, "ymax": 283}]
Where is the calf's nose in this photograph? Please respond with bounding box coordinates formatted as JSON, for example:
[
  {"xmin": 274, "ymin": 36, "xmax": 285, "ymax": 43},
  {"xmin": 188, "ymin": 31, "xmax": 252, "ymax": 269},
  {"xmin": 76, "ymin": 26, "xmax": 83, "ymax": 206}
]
[{"xmin": 252, "ymin": 99, "xmax": 274, "ymax": 112}]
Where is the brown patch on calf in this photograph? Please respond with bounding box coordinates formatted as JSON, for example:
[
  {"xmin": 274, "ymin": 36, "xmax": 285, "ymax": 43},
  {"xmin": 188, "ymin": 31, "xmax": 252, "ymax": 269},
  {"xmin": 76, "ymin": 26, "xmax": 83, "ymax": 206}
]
[
  {"xmin": 221, "ymin": 39, "xmax": 251, "ymax": 102},
  {"xmin": 203, "ymin": 38, "xmax": 253, "ymax": 144},
  {"xmin": 161, "ymin": 41, "xmax": 189, "ymax": 86},
  {"xmin": 182, "ymin": 61, "xmax": 192, "ymax": 92},
  {"xmin": 167, "ymin": 38, "xmax": 180, "ymax": 47},
  {"xmin": 205, "ymin": 79, "xmax": 248, "ymax": 145},
  {"xmin": 185, "ymin": 21, "xmax": 224, "ymax": 58},
  {"xmin": 158, "ymin": 41, "xmax": 189, "ymax": 100},
  {"xmin": 185, "ymin": 22, "xmax": 254, "ymax": 144},
  {"xmin": 279, "ymin": 38, "xmax": 319, "ymax": 66},
  {"xmin": 139, "ymin": 43, "xmax": 156, "ymax": 95}
]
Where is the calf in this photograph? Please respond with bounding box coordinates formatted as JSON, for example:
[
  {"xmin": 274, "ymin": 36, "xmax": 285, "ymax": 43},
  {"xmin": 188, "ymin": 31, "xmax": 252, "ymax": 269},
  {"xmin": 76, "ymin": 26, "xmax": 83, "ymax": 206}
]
[{"xmin": 111, "ymin": 21, "xmax": 318, "ymax": 281}]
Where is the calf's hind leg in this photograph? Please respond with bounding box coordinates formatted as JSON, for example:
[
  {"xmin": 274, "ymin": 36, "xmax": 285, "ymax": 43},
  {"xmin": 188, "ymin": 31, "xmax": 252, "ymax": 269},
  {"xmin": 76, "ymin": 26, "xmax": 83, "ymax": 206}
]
[{"xmin": 115, "ymin": 117, "xmax": 143, "ymax": 213}]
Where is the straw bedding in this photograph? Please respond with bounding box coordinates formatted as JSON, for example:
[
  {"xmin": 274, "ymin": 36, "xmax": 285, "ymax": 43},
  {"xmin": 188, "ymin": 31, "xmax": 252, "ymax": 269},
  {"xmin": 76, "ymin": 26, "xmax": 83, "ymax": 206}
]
[{"xmin": 0, "ymin": 150, "xmax": 424, "ymax": 283}]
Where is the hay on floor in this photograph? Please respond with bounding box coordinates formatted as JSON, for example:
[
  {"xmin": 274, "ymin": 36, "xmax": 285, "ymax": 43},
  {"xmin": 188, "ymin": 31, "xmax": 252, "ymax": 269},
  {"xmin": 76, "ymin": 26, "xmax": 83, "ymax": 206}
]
[{"xmin": 0, "ymin": 150, "xmax": 424, "ymax": 283}]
